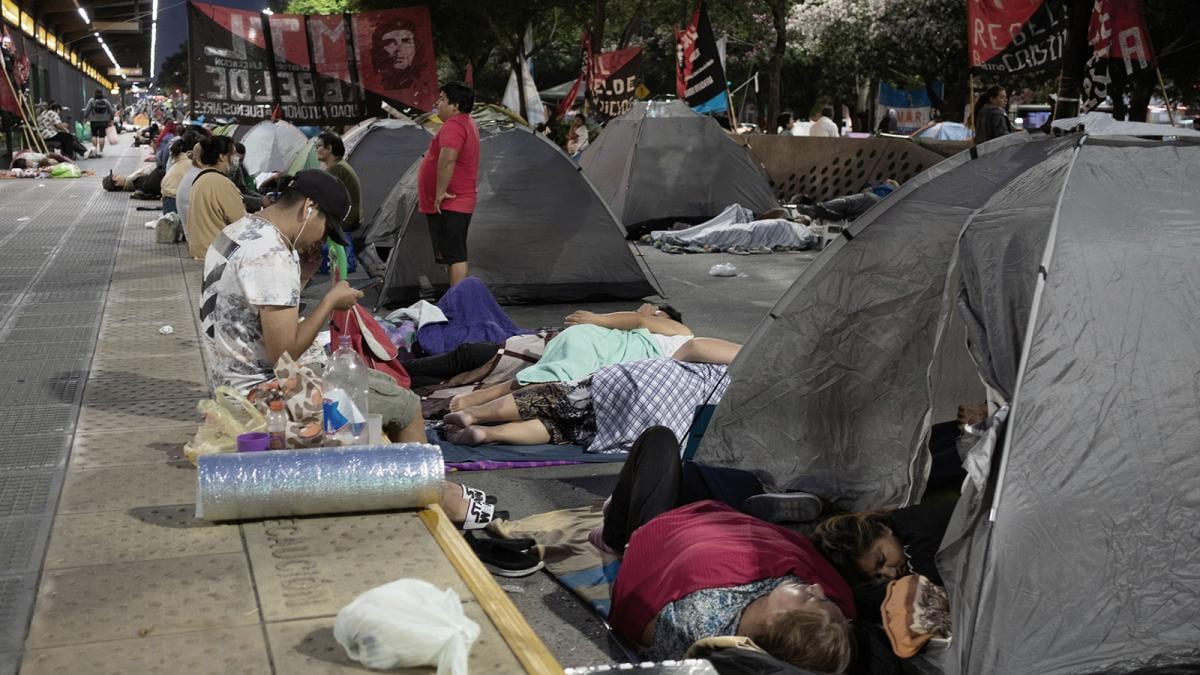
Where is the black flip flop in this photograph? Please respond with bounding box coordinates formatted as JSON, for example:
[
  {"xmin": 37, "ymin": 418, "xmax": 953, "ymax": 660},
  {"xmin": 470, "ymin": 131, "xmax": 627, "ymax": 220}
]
[{"xmin": 465, "ymin": 535, "xmax": 544, "ymax": 578}]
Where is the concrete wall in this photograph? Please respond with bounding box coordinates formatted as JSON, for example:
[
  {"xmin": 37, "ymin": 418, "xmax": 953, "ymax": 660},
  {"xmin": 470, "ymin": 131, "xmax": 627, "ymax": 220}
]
[{"xmin": 744, "ymin": 135, "xmax": 948, "ymax": 204}]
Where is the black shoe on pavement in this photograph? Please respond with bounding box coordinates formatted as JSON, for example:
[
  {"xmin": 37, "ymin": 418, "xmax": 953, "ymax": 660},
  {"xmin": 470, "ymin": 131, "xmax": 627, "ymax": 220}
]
[{"xmin": 740, "ymin": 492, "xmax": 824, "ymax": 524}]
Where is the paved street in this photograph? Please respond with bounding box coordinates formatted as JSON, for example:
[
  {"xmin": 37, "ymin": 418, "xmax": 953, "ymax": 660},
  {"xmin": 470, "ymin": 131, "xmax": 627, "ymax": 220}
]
[{"xmin": 0, "ymin": 141, "xmax": 819, "ymax": 673}]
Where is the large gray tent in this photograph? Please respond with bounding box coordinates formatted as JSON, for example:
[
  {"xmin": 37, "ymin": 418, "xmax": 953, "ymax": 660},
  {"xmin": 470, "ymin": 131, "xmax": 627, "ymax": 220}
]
[
  {"xmin": 366, "ymin": 125, "xmax": 658, "ymax": 306},
  {"xmin": 580, "ymin": 100, "xmax": 779, "ymax": 230},
  {"xmin": 344, "ymin": 119, "xmax": 433, "ymax": 234},
  {"xmin": 695, "ymin": 133, "xmax": 1200, "ymax": 672}
]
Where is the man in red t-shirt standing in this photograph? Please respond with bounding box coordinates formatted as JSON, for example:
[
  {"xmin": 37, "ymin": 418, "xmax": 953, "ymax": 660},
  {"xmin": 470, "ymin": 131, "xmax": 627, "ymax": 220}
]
[{"xmin": 417, "ymin": 82, "xmax": 481, "ymax": 287}]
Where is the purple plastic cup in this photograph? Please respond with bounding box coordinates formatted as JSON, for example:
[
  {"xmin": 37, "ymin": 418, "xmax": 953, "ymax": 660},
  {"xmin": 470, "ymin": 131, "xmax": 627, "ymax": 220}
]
[{"xmin": 236, "ymin": 432, "xmax": 272, "ymax": 452}]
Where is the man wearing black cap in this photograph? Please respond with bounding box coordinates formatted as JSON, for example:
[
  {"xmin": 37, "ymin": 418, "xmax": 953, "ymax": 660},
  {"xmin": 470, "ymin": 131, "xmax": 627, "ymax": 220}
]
[{"xmin": 200, "ymin": 169, "xmax": 362, "ymax": 392}]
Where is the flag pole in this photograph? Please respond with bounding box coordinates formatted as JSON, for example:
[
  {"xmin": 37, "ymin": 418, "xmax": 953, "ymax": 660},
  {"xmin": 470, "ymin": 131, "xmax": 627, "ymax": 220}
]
[
  {"xmin": 1155, "ymin": 68, "xmax": 1176, "ymax": 126},
  {"xmin": 1, "ymin": 62, "xmax": 46, "ymax": 153}
]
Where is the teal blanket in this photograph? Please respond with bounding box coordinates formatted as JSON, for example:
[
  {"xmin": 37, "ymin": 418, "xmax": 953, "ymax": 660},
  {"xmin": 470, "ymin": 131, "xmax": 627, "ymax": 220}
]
[{"xmin": 515, "ymin": 325, "xmax": 662, "ymax": 385}]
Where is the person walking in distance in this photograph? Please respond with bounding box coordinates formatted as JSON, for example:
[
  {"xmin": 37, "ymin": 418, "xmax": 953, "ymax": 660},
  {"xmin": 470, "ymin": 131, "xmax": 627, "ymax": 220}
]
[
  {"xmin": 417, "ymin": 82, "xmax": 480, "ymax": 288},
  {"xmin": 84, "ymin": 89, "xmax": 116, "ymax": 158}
]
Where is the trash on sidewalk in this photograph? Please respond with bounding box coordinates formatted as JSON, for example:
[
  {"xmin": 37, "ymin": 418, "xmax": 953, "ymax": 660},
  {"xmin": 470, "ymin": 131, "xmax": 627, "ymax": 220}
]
[
  {"xmin": 158, "ymin": 325, "xmax": 174, "ymax": 335},
  {"xmin": 708, "ymin": 263, "xmax": 738, "ymax": 277},
  {"xmin": 334, "ymin": 578, "xmax": 480, "ymax": 674}
]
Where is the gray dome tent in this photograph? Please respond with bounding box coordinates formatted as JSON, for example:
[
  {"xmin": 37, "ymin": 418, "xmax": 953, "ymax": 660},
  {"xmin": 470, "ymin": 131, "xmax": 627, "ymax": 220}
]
[
  {"xmin": 366, "ymin": 125, "xmax": 658, "ymax": 306},
  {"xmin": 694, "ymin": 133, "xmax": 1200, "ymax": 673},
  {"xmin": 580, "ymin": 100, "xmax": 779, "ymax": 231},
  {"xmin": 344, "ymin": 119, "xmax": 434, "ymax": 234}
]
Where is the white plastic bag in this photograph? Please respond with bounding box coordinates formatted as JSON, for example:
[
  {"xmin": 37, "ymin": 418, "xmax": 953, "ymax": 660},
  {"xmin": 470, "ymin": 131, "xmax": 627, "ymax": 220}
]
[
  {"xmin": 334, "ymin": 579, "xmax": 480, "ymax": 674},
  {"xmin": 709, "ymin": 262, "xmax": 738, "ymax": 277}
]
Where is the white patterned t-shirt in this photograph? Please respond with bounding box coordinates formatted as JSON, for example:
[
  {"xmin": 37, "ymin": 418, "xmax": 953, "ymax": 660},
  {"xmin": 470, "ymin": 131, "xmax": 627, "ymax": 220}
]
[{"xmin": 199, "ymin": 215, "xmax": 300, "ymax": 391}]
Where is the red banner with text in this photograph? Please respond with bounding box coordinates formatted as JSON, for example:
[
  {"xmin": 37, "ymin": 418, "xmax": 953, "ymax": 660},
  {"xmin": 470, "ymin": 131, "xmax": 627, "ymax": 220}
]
[{"xmin": 188, "ymin": 1, "xmax": 438, "ymax": 124}]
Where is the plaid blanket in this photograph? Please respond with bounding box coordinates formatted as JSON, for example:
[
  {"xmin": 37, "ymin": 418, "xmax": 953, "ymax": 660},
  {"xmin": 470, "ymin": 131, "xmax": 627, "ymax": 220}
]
[{"xmin": 588, "ymin": 358, "xmax": 730, "ymax": 454}]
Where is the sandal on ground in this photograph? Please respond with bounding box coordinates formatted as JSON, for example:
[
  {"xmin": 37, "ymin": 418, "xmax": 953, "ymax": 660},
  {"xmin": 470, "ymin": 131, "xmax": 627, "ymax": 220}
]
[
  {"xmin": 740, "ymin": 492, "xmax": 824, "ymax": 524},
  {"xmin": 459, "ymin": 494, "xmax": 508, "ymax": 531},
  {"xmin": 461, "ymin": 484, "xmax": 498, "ymax": 506}
]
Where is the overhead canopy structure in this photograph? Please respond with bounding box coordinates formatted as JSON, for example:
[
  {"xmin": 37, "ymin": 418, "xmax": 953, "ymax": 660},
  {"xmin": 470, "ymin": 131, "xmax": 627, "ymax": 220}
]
[
  {"xmin": 366, "ymin": 126, "xmax": 658, "ymax": 306},
  {"xmin": 695, "ymin": 133, "xmax": 1200, "ymax": 672},
  {"xmin": 29, "ymin": 0, "xmax": 151, "ymax": 86},
  {"xmin": 344, "ymin": 119, "xmax": 433, "ymax": 232},
  {"xmin": 581, "ymin": 100, "xmax": 779, "ymax": 231}
]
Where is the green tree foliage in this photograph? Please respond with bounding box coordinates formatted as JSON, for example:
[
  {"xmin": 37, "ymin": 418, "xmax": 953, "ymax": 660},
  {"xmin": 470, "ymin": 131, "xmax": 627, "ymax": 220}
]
[{"xmin": 157, "ymin": 44, "xmax": 190, "ymax": 94}]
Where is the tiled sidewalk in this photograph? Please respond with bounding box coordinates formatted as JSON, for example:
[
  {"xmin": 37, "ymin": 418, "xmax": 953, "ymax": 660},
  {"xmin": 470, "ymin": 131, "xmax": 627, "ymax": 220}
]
[{"xmin": 1, "ymin": 145, "xmax": 527, "ymax": 674}]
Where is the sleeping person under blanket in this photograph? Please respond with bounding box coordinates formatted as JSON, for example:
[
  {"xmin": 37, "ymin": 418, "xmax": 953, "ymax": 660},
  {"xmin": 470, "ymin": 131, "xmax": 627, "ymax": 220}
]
[
  {"xmin": 448, "ymin": 303, "xmax": 740, "ymax": 412},
  {"xmin": 442, "ymin": 358, "xmax": 728, "ymax": 451}
]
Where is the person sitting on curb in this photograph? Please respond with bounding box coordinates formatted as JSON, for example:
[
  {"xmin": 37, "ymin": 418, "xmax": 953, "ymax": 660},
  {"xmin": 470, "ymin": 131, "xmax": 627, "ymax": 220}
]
[
  {"xmin": 198, "ymin": 169, "xmax": 504, "ymax": 532},
  {"xmin": 186, "ymin": 135, "xmax": 246, "ymax": 259},
  {"xmin": 198, "ymin": 170, "xmax": 422, "ymax": 444},
  {"xmin": 449, "ymin": 303, "xmax": 740, "ymax": 411}
]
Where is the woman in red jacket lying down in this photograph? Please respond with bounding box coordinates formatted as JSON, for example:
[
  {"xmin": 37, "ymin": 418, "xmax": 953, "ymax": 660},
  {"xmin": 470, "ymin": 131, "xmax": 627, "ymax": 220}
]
[{"xmin": 608, "ymin": 499, "xmax": 857, "ymax": 673}]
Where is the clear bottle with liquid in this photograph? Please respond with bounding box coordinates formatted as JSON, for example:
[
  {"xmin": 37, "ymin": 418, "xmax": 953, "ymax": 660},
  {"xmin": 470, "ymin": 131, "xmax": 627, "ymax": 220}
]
[
  {"xmin": 322, "ymin": 336, "xmax": 370, "ymax": 445},
  {"xmin": 266, "ymin": 399, "xmax": 288, "ymax": 450}
]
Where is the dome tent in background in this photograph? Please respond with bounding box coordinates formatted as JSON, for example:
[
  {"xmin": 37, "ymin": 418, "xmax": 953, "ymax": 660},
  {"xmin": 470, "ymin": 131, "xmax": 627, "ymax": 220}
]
[
  {"xmin": 344, "ymin": 119, "xmax": 434, "ymax": 232},
  {"xmin": 240, "ymin": 120, "xmax": 308, "ymax": 175},
  {"xmin": 365, "ymin": 124, "xmax": 658, "ymax": 306},
  {"xmin": 580, "ymin": 100, "xmax": 779, "ymax": 232}
]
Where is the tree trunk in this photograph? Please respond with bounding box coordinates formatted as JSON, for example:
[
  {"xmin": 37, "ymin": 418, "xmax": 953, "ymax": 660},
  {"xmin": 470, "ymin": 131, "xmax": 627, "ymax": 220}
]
[
  {"xmin": 766, "ymin": 0, "xmax": 787, "ymax": 134},
  {"xmin": 591, "ymin": 0, "xmax": 606, "ymax": 53}
]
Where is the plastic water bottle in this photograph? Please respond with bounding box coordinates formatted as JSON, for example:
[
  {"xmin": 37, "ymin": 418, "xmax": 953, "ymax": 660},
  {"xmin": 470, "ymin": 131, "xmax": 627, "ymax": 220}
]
[
  {"xmin": 266, "ymin": 399, "xmax": 288, "ymax": 450},
  {"xmin": 323, "ymin": 336, "xmax": 370, "ymax": 445}
]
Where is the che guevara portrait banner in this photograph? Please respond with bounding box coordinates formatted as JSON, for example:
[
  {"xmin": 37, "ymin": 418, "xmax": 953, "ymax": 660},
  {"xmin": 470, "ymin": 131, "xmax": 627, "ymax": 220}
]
[{"xmin": 188, "ymin": 1, "xmax": 437, "ymax": 124}]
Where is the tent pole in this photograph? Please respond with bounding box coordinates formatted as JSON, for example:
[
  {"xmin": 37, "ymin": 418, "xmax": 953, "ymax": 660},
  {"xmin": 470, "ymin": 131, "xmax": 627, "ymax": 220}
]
[{"xmin": 1155, "ymin": 68, "xmax": 1176, "ymax": 126}]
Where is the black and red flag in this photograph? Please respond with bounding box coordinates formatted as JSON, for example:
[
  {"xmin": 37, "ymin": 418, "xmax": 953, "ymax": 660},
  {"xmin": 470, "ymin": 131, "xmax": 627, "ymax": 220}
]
[
  {"xmin": 968, "ymin": 0, "xmax": 1072, "ymax": 75},
  {"xmin": 1081, "ymin": 0, "xmax": 1157, "ymax": 111},
  {"xmin": 675, "ymin": 1, "xmax": 728, "ymax": 112}
]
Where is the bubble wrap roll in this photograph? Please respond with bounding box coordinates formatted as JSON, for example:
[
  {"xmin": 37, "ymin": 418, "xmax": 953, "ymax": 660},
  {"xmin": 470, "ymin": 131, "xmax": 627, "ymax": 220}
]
[{"xmin": 196, "ymin": 444, "xmax": 444, "ymax": 522}]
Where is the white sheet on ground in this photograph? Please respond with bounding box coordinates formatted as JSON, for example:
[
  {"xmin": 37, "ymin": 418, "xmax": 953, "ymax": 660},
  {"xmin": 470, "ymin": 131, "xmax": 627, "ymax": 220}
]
[{"xmin": 650, "ymin": 203, "xmax": 818, "ymax": 252}]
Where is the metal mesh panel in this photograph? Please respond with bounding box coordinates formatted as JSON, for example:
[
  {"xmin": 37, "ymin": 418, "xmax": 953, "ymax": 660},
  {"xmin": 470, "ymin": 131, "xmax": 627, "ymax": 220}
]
[{"xmin": 0, "ymin": 435, "xmax": 71, "ymax": 473}]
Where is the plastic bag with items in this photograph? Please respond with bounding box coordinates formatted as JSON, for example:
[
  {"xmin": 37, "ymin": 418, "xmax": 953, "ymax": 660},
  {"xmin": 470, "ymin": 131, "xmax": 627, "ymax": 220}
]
[
  {"xmin": 334, "ymin": 579, "xmax": 480, "ymax": 675},
  {"xmin": 183, "ymin": 386, "xmax": 266, "ymax": 463}
]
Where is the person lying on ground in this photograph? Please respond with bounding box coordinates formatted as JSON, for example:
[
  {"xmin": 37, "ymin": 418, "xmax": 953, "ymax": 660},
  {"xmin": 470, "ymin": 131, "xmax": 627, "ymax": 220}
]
[
  {"xmin": 102, "ymin": 163, "xmax": 164, "ymax": 197},
  {"xmin": 449, "ymin": 303, "xmax": 740, "ymax": 411},
  {"xmin": 608, "ymin": 499, "xmax": 856, "ymax": 670},
  {"xmin": 442, "ymin": 357, "xmax": 728, "ymax": 449},
  {"xmin": 404, "ymin": 341, "xmax": 503, "ymax": 390},
  {"xmin": 10, "ymin": 150, "xmax": 74, "ymax": 170},
  {"xmin": 810, "ymin": 500, "xmax": 956, "ymax": 625},
  {"xmin": 199, "ymin": 170, "xmax": 423, "ymax": 445},
  {"xmin": 591, "ymin": 426, "xmax": 825, "ymax": 555},
  {"xmin": 794, "ymin": 180, "xmax": 900, "ymax": 222}
]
